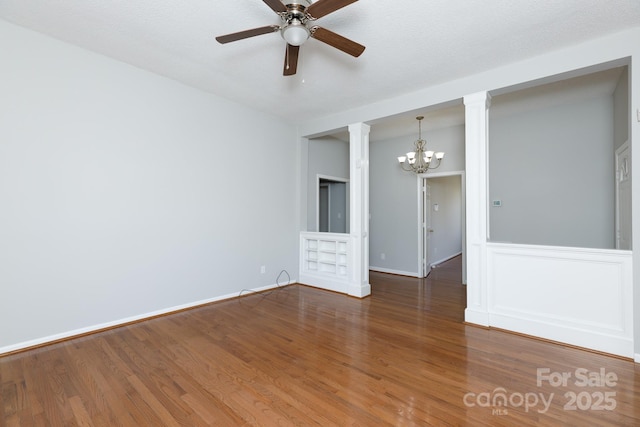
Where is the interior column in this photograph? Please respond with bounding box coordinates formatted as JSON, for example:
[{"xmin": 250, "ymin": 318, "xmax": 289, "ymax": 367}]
[
  {"xmin": 348, "ymin": 122, "xmax": 371, "ymax": 298},
  {"xmin": 464, "ymin": 91, "xmax": 491, "ymax": 325}
]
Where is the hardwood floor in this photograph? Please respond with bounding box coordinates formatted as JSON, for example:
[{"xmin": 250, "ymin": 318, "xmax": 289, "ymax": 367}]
[{"xmin": 2, "ymin": 256, "xmax": 639, "ymax": 426}]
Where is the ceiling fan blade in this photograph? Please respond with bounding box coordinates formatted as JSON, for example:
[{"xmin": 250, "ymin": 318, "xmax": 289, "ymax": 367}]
[
  {"xmin": 306, "ymin": 0, "xmax": 358, "ymax": 19},
  {"xmin": 311, "ymin": 27, "xmax": 365, "ymax": 57},
  {"xmin": 263, "ymin": 0, "xmax": 287, "ymax": 14},
  {"xmin": 283, "ymin": 44, "xmax": 300, "ymax": 76},
  {"xmin": 216, "ymin": 25, "xmax": 279, "ymax": 44}
]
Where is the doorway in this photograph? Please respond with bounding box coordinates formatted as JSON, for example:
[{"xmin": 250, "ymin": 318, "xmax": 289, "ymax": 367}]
[
  {"xmin": 317, "ymin": 175, "xmax": 349, "ymax": 233},
  {"xmin": 418, "ymin": 171, "xmax": 466, "ymax": 283}
]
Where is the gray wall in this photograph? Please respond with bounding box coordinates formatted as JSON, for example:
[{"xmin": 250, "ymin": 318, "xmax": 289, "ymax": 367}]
[
  {"xmin": 307, "ymin": 137, "xmax": 349, "ymax": 231},
  {"xmin": 370, "ymin": 125, "xmax": 465, "ymax": 275},
  {"xmin": 614, "ymin": 67, "xmax": 629, "ymax": 150},
  {"xmin": 489, "ymin": 95, "xmax": 615, "ymax": 248}
]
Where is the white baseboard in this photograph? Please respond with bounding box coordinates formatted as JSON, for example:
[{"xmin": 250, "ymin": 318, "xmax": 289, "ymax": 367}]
[
  {"xmin": 369, "ymin": 266, "xmax": 420, "ymax": 278},
  {"xmin": 430, "ymin": 251, "xmax": 462, "ymax": 267},
  {"xmin": 465, "ymin": 308, "xmax": 490, "ymax": 326},
  {"xmin": 298, "ymin": 273, "xmax": 350, "ymax": 294},
  {"xmin": 489, "ymin": 312, "xmax": 633, "ymax": 359},
  {"xmin": 0, "ymin": 280, "xmax": 295, "ymax": 356},
  {"xmin": 348, "ymin": 281, "xmax": 371, "ymax": 298},
  {"xmin": 369, "ymin": 253, "xmax": 461, "ymax": 278}
]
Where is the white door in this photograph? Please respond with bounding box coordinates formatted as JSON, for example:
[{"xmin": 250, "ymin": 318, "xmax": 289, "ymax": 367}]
[
  {"xmin": 615, "ymin": 141, "xmax": 631, "ymax": 250},
  {"xmin": 423, "ymin": 181, "xmax": 432, "ymax": 277}
]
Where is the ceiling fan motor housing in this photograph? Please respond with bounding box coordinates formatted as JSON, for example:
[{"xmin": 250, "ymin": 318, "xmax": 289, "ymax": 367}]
[
  {"xmin": 285, "ymin": 1, "xmax": 312, "ymax": 8},
  {"xmin": 280, "ymin": 2, "xmax": 312, "ymax": 46}
]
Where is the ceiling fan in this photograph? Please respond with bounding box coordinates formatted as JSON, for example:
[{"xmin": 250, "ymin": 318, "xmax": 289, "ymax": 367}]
[{"xmin": 215, "ymin": 0, "xmax": 365, "ymax": 76}]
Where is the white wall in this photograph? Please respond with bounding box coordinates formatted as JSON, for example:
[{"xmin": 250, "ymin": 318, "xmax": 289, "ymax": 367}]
[
  {"xmin": 489, "ymin": 94, "xmax": 615, "ymax": 248},
  {"xmin": 306, "ymin": 137, "xmax": 349, "ymax": 231},
  {"xmin": 0, "ymin": 20, "xmax": 299, "ymax": 353},
  {"xmin": 369, "ymin": 125, "xmax": 465, "ymax": 275}
]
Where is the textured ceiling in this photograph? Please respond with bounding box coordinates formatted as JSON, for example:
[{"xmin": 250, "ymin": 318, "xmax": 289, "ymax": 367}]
[{"xmin": 1, "ymin": 0, "xmax": 639, "ymax": 124}]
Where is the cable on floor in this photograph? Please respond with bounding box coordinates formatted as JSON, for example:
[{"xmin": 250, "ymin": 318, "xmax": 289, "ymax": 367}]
[{"xmin": 239, "ymin": 269, "xmax": 291, "ymax": 297}]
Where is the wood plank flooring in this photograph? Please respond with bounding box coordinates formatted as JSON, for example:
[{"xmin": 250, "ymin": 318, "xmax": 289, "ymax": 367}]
[{"xmin": 2, "ymin": 256, "xmax": 639, "ymax": 426}]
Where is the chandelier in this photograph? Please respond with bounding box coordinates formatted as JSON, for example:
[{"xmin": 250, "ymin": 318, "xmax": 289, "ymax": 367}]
[{"xmin": 397, "ymin": 116, "xmax": 444, "ymax": 174}]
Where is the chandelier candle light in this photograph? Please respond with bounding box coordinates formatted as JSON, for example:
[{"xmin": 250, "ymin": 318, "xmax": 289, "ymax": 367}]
[{"xmin": 397, "ymin": 116, "xmax": 445, "ymax": 174}]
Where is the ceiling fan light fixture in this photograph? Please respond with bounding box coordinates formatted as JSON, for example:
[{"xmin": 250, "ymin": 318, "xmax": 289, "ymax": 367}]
[{"xmin": 282, "ymin": 21, "xmax": 310, "ymax": 46}]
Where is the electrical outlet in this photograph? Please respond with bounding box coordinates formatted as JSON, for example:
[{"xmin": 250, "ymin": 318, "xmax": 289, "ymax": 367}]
[
  {"xmin": 381, "ymin": 253, "xmax": 386, "ymax": 260},
  {"xmin": 260, "ymin": 265, "xmax": 266, "ymax": 274}
]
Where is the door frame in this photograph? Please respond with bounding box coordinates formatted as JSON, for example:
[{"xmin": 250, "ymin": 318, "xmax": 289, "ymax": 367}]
[
  {"xmin": 615, "ymin": 140, "xmax": 631, "ymax": 249},
  {"xmin": 423, "ymin": 181, "xmax": 433, "ymax": 277},
  {"xmin": 417, "ymin": 170, "xmax": 466, "ymax": 282},
  {"xmin": 318, "ymin": 183, "xmax": 330, "ymax": 232},
  {"xmin": 316, "ymin": 174, "xmax": 350, "ymax": 233}
]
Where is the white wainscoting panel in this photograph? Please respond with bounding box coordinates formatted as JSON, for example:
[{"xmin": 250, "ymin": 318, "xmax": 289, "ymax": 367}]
[
  {"xmin": 487, "ymin": 243, "xmax": 633, "ymax": 357},
  {"xmin": 299, "ymin": 232, "xmax": 351, "ymax": 295}
]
